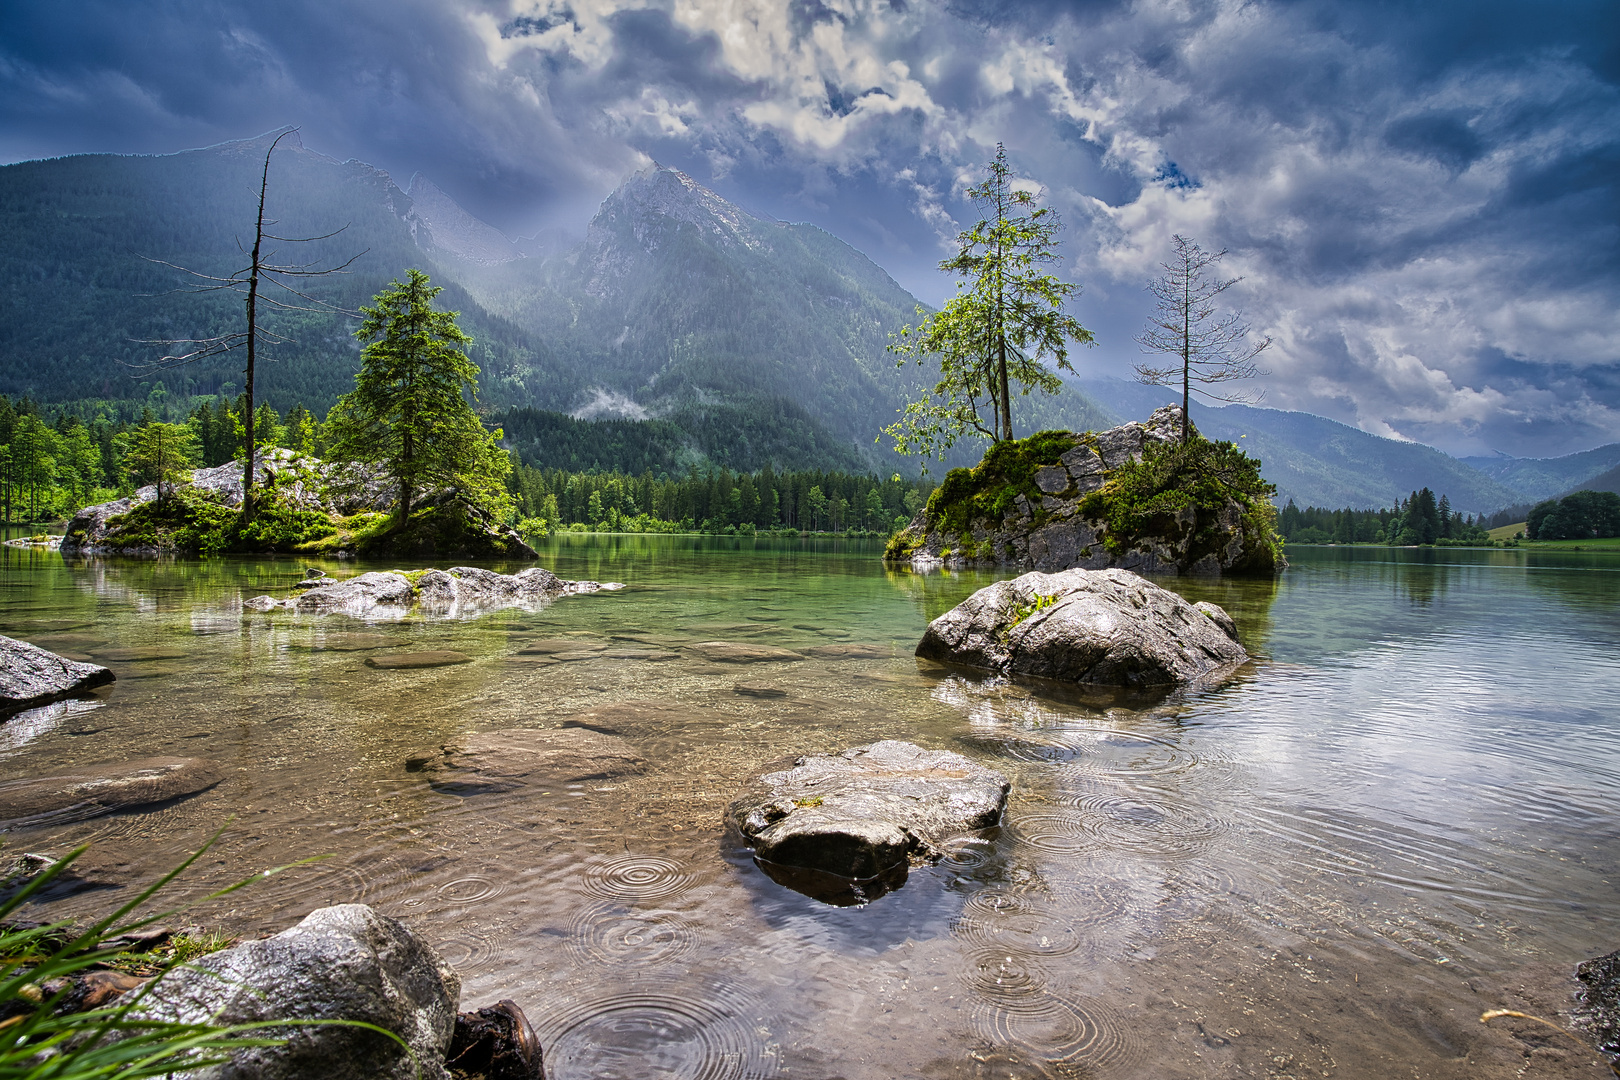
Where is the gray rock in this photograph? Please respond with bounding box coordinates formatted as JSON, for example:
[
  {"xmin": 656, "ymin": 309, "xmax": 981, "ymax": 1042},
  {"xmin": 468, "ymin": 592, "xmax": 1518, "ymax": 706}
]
[
  {"xmin": 915, "ymin": 568, "xmax": 1248, "ymax": 688},
  {"xmin": 284, "ymin": 567, "xmax": 620, "ymax": 616},
  {"xmin": 132, "ymin": 904, "xmax": 460, "ymax": 1080},
  {"xmin": 556, "ymin": 700, "xmax": 722, "ymax": 734},
  {"xmin": 689, "ymin": 641, "xmax": 804, "ymax": 664},
  {"xmin": 0, "ymin": 757, "xmax": 221, "ymax": 824},
  {"xmin": 365, "ymin": 651, "xmax": 474, "ymax": 670},
  {"xmin": 0, "ymin": 634, "xmax": 115, "ymax": 717},
  {"xmin": 800, "ymin": 643, "xmax": 893, "ymax": 660},
  {"xmin": 243, "ymin": 595, "xmax": 280, "ymax": 612},
  {"xmin": 727, "ymin": 740, "xmax": 1008, "ymax": 903},
  {"xmin": 407, "ymin": 728, "xmax": 646, "ymax": 793},
  {"xmin": 892, "ymin": 406, "xmax": 1282, "ymax": 577},
  {"xmin": 1574, "ymin": 947, "xmax": 1620, "ymax": 1066},
  {"xmin": 61, "ymin": 450, "xmax": 395, "ymax": 553}
]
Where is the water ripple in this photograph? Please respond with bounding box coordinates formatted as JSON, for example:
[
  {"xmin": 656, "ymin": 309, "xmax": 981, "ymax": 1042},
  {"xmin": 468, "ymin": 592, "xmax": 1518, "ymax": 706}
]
[
  {"xmin": 534, "ymin": 984, "xmax": 779, "ymax": 1080},
  {"xmin": 971, "ymin": 993, "xmax": 1139, "ymax": 1070},
  {"xmin": 567, "ymin": 901, "xmax": 697, "ymax": 967},
  {"xmin": 581, "ymin": 854, "xmax": 696, "ymax": 903}
]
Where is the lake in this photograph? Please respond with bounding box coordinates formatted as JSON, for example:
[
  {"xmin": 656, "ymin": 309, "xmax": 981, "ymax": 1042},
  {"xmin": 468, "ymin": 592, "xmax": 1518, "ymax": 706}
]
[{"xmin": 2, "ymin": 536, "xmax": 1617, "ymax": 1079}]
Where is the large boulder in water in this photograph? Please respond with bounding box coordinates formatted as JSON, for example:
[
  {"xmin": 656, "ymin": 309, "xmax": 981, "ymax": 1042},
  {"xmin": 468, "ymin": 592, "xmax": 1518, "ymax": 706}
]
[
  {"xmin": 132, "ymin": 904, "xmax": 461, "ymax": 1080},
  {"xmin": 727, "ymin": 740, "xmax": 1008, "ymax": 904},
  {"xmin": 0, "ymin": 634, "xmax": 115, "ymax": 717},
  {"xmin": 0, "ymin": 757, "xmax": 222, "ymax": 826},
  {"xmin": 916, "ymin": 567, "xmax": 1247, "ymax": 688}
]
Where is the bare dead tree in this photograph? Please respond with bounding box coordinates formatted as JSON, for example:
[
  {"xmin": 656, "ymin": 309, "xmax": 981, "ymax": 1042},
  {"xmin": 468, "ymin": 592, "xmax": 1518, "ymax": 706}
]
[
  {"xmin": 133, "ymin": 128, "xmax": 364, "ymax": 521},
  {"xmin": 1133, "ymin": 234, "xmax": 1271, "ymax": 443}
]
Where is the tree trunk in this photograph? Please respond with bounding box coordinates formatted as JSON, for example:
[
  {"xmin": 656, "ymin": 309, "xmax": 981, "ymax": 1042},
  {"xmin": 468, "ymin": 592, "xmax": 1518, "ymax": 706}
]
[{"xmin": 241, "ymin": 145, "xmax": 274, "ymax": 525}]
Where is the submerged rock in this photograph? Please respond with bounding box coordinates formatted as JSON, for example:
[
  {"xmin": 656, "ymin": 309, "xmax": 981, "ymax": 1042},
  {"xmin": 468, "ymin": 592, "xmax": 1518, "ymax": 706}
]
[
  {"xmin": 1574, "ymin": 947, "xmax": 1620, "ymax": 1067},
  {"xmin": 0, "ymin": 634, "xmax": 115, "ymax": 717},
  {"xmin": 0, "ymin": 757, "xmax": 221, "ymax": 825},
  {"xmin": 689, "ymin": 641, "xmax": 803, "ymax": 664},
  {"xmin": 727, "ymin": 740, "xmax": 1008, "ymax": 905},
  {"xmin": 447, "ymin": 999, "xmax": 546, "ymax": 1080},
  {"xmin": 915, "ymin": 567, "xmax": 1247, "ymax": 688},
  {"xmin": 132, "ymin": 904, "xmax": 460, "ymax": 1080},
  {"xmin": 407, "ymin": 728, "xmax": 646, "ymax": 793},
  {"xmin": 365, "ymin": 651, "xmax": 474, "ymax": 670}
]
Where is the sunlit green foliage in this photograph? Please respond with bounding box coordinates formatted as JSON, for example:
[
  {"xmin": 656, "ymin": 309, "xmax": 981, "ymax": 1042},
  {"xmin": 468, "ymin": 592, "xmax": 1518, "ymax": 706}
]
[
  {"xmin": 885, "ymin": 145, "xmax": 1093, "ymax": 457},
  {"xmin": 324, "ymin": 270, "xmax": 512, "ymax": 522}
]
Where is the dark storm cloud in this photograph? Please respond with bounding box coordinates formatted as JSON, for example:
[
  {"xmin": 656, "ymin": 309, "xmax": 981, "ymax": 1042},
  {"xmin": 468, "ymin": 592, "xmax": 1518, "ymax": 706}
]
[{"xmin": 1, "ymin": 0, "xmax": 1616, "ymax": 456}]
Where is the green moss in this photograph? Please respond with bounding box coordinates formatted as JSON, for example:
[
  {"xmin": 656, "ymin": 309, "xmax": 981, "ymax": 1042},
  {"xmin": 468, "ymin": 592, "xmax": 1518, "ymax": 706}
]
[
  {"xmin": 792, "ymin": 796, "xmax": 824, "ymax": 809},
  {"xmin": 883, "ymin": 527, "xmax": 922, "ymax": 561},
  {"xmin": 1079, "ymin": 436, "xmax": 1280, "ymax": 567},
  {"xmin": 1006, "ymin": 592, "xmax": 1059, "ymax": 634},
  {"xmin": 924, "ymin": 430, "xmax": 1079, "ymax": 551}
]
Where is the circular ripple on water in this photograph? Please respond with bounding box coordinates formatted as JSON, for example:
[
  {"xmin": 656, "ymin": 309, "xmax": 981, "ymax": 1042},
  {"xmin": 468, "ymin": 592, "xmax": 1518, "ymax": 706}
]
[
  {"xmin": 952, "ymin": 891, "xmax": 1085, "ymax": 959},
  {"xmin": 566, "ymin": 901, "xmax": 697, "ymax": 967},
  {"xmin": 961, "ymin": 948, "xmax": 1051, "ymax": 1004},
  {"xmin": 972, "ymin": 993, "xmax": 1139, "ymax": 1071},
  {"xmin": 581, "ymin": 855, "xmax": 696, "ymax": 903},
  {"xmin": 968, "ymin": 726, "xmax": 1200, "ymax": 779},
  {"xmin": 535, "ymin": 987, "xmax": 778, "ymax": 1080},
  {"xmin": 436, "ymin": 875, "xmax": 504, "ymax": 905},
  {"xmin": 433, "ymin": 929, "xmax": 498, "ymax": 974},
  {"xmin": 938, "ymin": 836, "xmax": 998, "ymax": 870},
  {"xmin": 1057, "ymin": 793, "xmax": 1228, "ymax": 859},
  {"xmin": 1004, "ymin": 810, "xmax": 1103, "ymax": 858}
]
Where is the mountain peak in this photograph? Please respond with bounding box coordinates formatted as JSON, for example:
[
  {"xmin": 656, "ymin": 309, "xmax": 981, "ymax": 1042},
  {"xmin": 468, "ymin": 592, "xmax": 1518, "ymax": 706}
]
[{"xmin": 593, "ymin": 163, "xmax": 762, "ymax": 248}]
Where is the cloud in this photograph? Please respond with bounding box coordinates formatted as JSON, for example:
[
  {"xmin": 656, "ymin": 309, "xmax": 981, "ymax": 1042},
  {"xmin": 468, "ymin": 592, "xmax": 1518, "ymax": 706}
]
[{"xmin": 0, "ymin": 0, "xmax": 1615, "ymax": 456}]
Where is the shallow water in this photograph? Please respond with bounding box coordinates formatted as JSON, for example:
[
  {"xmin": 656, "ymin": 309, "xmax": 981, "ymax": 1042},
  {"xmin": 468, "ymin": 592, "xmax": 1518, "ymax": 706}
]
[{"xmin": 2, "ymin": 536, "xmax": 1618, "ymax": 1078}]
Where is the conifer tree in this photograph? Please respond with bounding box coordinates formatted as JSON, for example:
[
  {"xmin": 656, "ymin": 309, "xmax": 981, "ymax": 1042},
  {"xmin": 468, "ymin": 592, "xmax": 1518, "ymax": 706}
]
[{"xmin": 323, "ymin": 269, "xmax": 511, "ymax": 524}]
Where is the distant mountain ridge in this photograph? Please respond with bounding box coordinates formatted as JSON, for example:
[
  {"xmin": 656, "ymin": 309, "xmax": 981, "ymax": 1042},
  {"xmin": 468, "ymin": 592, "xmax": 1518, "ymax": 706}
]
[{"xmin": 0, "ymin": 129, "xmax": 1597, "ymax": 502}]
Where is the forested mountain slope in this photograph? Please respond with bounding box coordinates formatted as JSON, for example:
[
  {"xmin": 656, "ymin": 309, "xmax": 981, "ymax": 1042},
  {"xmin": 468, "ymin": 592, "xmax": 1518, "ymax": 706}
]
[
  {"xmin": 0, "ymin": 130, "xmax": 549, "ymax": 415},
  {"xmin": 0, "ymin": 139, "xmax": 1110, "ymax": 474},
  {"xmin": 1076, "ymin": 378, "xmax": 1524, "ymax": 514},
  {"xmin": 1459, "ymin": 444, "xmax": 1620, "ymax": 502}
]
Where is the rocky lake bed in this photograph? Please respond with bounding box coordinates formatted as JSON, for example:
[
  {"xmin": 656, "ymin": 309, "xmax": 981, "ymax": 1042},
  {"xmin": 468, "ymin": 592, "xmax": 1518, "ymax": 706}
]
[{"xmin": 1, "ymin": 534, "xmax": 1618, "ymax": 1078}]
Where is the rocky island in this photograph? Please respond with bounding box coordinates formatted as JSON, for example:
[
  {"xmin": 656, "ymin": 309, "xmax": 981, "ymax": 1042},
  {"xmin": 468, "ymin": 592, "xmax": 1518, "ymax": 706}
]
[{"xmin": 886, "ymin": 406, "xmax": 1284, "ymax": 576}]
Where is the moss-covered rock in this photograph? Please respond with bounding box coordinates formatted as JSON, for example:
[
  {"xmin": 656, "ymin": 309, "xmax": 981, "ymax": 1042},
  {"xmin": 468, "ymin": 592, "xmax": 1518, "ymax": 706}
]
[{"xmin": 886, "ymin": 406, "xmax": 1284, "ymax": 577}]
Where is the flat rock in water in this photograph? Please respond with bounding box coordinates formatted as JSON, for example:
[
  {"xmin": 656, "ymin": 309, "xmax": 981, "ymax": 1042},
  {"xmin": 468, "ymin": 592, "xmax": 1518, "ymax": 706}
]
[
  {"xmin": 735, "ymin": 683, "xmax": 788, "ymax": 699},
  {"xmin": 0, "ymin": 756, "xmax": 222, "ymax": 823},
  {"xmin": 516, "ymin": 638, "xmax": 604, "ymax": 655},
  {"xmin": 407, "ymin": 727, "xmax": 646, "ymax": 793},
  {"xmin": 94, "ymin": 647, "xmax": 189, "ymax": 663},
  {"xmin": 690, "ymin": 640, "xmax": 804, "ymax": 664},
  {"xmin": 25, "ymin": 634, "xmax": 108, "ymax": 651},
  {"xmin": 801, "ymin": 643, "xmax": 894, "ymax": 660},
  {"xmin": 288, "ymin": 634, "xmax": 408, "ymax": 652},
  {"xmin": 600, "ymin": 647, "xmax": 679, "ymax": 661},
  {"xmin": 915, "ymin": 567, "xmax": 1247, "ymax": 688},
  {"xmin": 549, "ymin": 649, "xmax": 603, "ymax": 662},
  {"xmin": 365, "ymin": 651, "xmax": 473, "ymax": 670},
  {"xmin": 132, "ymin": 904, "xmax": 459, "ymax": 1080},
  {"xmin": 0, "ymin": 634, "xmax": 115, "ymax": 717},
  {"xmin": 727, "ymin": 740, "xmax": 1008, "ymax": 905},
  {"xmin": 556, "ymin": 699, "xmax": 720, "ymax": 735}
]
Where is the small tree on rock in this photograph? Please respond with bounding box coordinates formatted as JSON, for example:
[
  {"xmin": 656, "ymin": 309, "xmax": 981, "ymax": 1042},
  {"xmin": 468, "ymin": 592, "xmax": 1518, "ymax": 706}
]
[
  {"xmin": 887, "ymin": 145, "xmax": 1094, "ymax": 458},
  {"xmin": 124, "ymin": 422, "xmax": 199, "ymax": 505},
  {"xmin": 1134, "ymin": 235, "xmax": 1270, "ymax": 443},
  {"xmin": 323, "ymin": 269, "xmax": 511, "ymax": 525}
]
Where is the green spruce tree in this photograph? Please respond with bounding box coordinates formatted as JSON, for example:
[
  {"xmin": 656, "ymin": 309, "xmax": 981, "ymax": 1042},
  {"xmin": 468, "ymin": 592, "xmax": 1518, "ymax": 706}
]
[{"xmin": 324, "ymin": 269, "xmax": 511, "ymax": 525}]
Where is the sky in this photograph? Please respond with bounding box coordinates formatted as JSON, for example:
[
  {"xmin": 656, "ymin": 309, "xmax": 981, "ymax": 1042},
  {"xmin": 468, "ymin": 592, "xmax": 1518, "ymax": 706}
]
[{"xmin": 2, "ymin": 0, "xmax": 1618, "ymax": 458}]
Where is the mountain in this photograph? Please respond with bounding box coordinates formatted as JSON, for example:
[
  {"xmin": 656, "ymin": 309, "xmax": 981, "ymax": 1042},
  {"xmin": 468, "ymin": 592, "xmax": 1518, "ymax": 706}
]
[
  {"xmin": 1077, "ymin": 378, "xmax": 1524, "ymax": 514},
  {"xmin": 0, "ymin": 137, "xmax": 1110, "ymax": 475},
  {"xmin": 449, "ymin": 164, "xmax": 1114, "ymax": 472},
  {"xmin": 0, "ymin": 129, "xmax": 553, "ymax": 416},
  {"xmin": 1458, "ymin": 444, "xmax": 1620, "ymax": 502}
]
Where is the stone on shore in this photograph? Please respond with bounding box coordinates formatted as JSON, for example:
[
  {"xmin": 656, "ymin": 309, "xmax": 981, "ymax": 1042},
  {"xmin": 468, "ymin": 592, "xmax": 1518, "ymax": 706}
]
[
  {"xmin": 915, "ymin": 567, "xmax": 1248, "ymax": 688},
  {"xmin": 0, "ymin": 634, "xmax": 115, "ymax": 717},
  {"xmin": 132, "ymin": 904, "xmax": 461, "ymax": 1080},
  {"xmin": 727, "ymin": 740, "xmax": 1009, "ymax": 905},
  {"xmin": 1574, "ymin": 947, "xmax": 1620, "ymax": 1067},
  {"xmin": 407, "ymin": 728, "xmax": 646, "ymax": 793},
  {"xmin": 0, "ymin": 757, "xmax": 221, "ymax": 825}
]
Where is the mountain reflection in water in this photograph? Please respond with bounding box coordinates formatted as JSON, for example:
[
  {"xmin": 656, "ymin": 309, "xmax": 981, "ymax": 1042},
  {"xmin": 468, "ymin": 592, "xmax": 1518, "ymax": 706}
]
[{"xmin": 1, "ymin": 535, "xmax": 1616, "ymax": 1079}]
